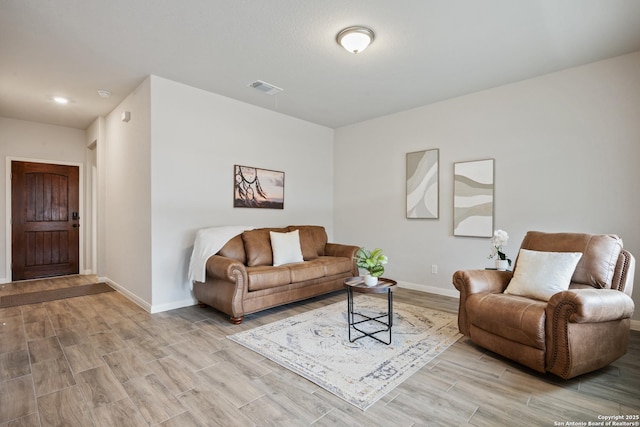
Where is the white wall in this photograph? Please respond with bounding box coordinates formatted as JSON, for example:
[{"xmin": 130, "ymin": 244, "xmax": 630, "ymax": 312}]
[
  {"xmin": 149, "ymin": 76, "xmax": 335, "ymax": 312},
  {"xmin": 0, "ymin": 117, "xmax": 87, "ymax": 283},
  {"xmin": 101, "ymin": 78, "xmax": 153, "ymax": 306},
  {"xmin": 334, "ymin": 52, "xmax": 640, "ymax": 321}
]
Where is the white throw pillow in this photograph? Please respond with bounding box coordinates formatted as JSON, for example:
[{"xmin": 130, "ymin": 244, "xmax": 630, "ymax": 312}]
[
  {"xmin": 504, "ymin": 249, "xmax": 583, "ymax": 301},
  {"xmin": 270, "ymin": 230, "xmax": 304, "ymax": 266}
]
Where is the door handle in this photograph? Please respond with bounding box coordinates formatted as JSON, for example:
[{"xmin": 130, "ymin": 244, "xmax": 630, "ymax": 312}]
[{"xmin": 73, "ymin": 224, "xmax": 80, "ymax": 228}]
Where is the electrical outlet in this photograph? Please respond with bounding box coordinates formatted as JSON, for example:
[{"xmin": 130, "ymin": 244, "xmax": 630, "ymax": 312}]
[{"xmin": 431, "ymin": 264, "xmax": 438, "ymax": 274}]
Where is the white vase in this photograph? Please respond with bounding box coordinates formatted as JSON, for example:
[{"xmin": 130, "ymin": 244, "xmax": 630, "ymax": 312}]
[
  {"xmin": 363, "ymin": 274, "xmax": 378, "ymax": 286},
  {"xmin": 496, "ymin": 259, "xmax": 509, "ymax": 271}
]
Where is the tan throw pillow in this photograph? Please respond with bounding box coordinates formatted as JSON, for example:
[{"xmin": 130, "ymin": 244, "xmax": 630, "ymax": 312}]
[
  {"xmin": 217, "ymin": 234, "xmax": 247, "ymax": 264},
  {"xmin": 242, "ymin": 228, "xmax": 286, "ymax": 266},
  {"xmin": 270, "ymin": 230, "xmax": 304, "ymax": 266},
  {"xmin": 504, "ymin": 249, "xmax": 583, "ymax": 301},
  {"xmin": 289, "ymin": 226, "xmax": 321, "ymax": 260}
]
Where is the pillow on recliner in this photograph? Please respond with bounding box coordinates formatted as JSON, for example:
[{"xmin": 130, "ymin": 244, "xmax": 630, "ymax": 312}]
[{"xmin": 504, "ymin": 249, "xmax": 583, "ymax": 301}]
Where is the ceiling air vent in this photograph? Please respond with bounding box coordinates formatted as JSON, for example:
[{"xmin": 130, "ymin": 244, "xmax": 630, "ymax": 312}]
[{"xmin": 248, "ymin": 80, "xmax": 283, "ymax": 95}]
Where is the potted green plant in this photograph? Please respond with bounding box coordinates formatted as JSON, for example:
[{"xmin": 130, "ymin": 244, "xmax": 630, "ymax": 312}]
[{"xmin": 355, "ymin": 247, "xmax": 388, "ymax": 286}]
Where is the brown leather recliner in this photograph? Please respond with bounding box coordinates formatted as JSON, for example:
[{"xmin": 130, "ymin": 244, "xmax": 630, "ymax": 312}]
[{"xmin": 453, "ymin": 231, "xmax": 635, "ymax": 379}]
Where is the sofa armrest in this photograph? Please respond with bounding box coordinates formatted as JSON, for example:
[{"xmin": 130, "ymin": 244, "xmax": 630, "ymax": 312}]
[
  {"xmin": 205, "ymin": 255, "xmax": 247, "ymax": 283},
  {"xmin": 197, "ymin": 255, "xmax": 248, "ymax": 324},
  {"xmin": 325, "ymin": 243, "xmax": 360, "ymax": 259},
  {"xmin": 547, "ymin": 289, "xmax": 635, "ymax": 323},
  {"xmin": 325, "ymin": 243, "xmax": 360, "ymax": 276},
  {"xmin": 452, "ymin": 269, "xmax": 513, "ymax": 295}
]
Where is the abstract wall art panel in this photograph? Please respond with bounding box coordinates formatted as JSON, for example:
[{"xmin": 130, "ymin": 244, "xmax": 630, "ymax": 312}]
[
  {"xmin": 406, "ymin": 149, "xmax": 439, "ymax": 219},
  {"xmin": 234, "ymin": 165, "xmax": 284, "ymax": 209},
  {"xmin": 453, "ymin": 159, "xmax": 494, "ymax": 237}
]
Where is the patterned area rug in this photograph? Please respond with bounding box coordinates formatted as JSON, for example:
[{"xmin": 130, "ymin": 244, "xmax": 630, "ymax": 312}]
[{"xmin": 228, "ymin": 295, "xmax": 461, "ymax": 410}]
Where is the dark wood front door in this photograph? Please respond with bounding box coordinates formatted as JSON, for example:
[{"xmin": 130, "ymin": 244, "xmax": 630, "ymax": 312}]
[{"xmin": 11, "ymin": 161, "xmax": 80, "ymax": 281}]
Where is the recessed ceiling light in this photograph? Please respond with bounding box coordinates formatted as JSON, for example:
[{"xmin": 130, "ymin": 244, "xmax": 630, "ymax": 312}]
[
  {"xmin": 53, "ymin": 96, "xmax": 69, "ymax": 104},
  {"xmin": 97, "ymin": 89, "xmax": 111, "ymax": 98}
]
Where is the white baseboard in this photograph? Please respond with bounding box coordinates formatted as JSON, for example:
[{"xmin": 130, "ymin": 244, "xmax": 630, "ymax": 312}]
[
  {"xmin": 397, "ymin": 280, "xmax": 460, "ymax": 298},
  {"xmin": 0, "ymin": 277, "xmax": 9, "ymax": 284},
  {"xmin": 631, "ymin": 319, "xmax": 640, "ymax": 332},
  {"xmin": 99, "ymin": 276, "xmax": 197, "ymax": 314},
  {"xmin": 149, "ymin": 298, "xmax": 198, "ymax": 314},
  {"xmin": 100, "ymin": 276, "xmax": 152, "ymax": 313}
]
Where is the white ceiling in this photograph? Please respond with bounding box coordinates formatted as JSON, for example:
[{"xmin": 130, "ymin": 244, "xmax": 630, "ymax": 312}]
[{"xmin": 2, "ymin": 0, "xmax": 640, "ymax": 130}]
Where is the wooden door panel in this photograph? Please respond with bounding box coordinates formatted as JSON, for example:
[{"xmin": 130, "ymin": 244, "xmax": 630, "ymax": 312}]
[
  {"xmin": 25, "ymin": 231, "xmax": 69, "ymax": 266},
  {"xmin": 26, "ymin": 173, "xmax": 70, "ymax": 222},
  {"xmin": 12, "ymin": 161, "xmax": 79, "ymax": 280}
]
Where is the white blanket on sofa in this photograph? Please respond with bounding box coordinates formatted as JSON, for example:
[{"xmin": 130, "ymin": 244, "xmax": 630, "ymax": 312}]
[{"xmin": 188, "ymin": 225, "xmax": 254, "ymax": 283}]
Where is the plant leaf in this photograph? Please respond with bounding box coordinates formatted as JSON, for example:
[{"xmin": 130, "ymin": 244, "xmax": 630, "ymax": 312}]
[{"xmin": 369, "ymin": 264, "xmax": 384, "ymax": 277}]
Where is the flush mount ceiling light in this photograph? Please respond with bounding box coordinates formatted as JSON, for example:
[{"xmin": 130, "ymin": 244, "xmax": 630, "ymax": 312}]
[
  {"xmin": 53, "ymin": 96, "xmax": 69, "ymax": 104},
  {"xmin": 336, "ymin": 26, "xmax": 375, "ymax": 54},
  {"xmin": 97, "ymin": 89, "xmax": 111, "ymax": 98}
]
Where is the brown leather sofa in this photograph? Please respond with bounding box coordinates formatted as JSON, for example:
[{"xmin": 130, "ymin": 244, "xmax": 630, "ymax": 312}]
[
  {"xmin": 453, "ymin": 231, "xmax": 635, "ymax": 379},
  {"xmin": 193, "ymin": 225, "xmax": 359, "ymax": 324}
]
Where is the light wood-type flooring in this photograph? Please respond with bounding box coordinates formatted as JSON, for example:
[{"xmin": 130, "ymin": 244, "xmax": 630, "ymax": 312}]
[{"xmin": 1, "ymin": 275, "xmax": 638, "ymax": 426}]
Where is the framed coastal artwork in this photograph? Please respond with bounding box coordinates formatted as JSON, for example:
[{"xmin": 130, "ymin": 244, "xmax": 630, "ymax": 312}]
[
  {"xmin": 453, "ymin": 159, "xmax": 494, "ymax": 237},
  {"xmin": 406, "ymin": 149, "xmax": 439, "ymax": 219},
  {"xmin": 234, "ymin": 165, "xmax": 285, "ymax": 209}
]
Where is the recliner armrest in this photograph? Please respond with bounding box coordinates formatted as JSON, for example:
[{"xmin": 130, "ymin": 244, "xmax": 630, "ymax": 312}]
[
  {"xmin": 547, "ymin": 289, "xmax": 635, "ymax": 323},
  {"xmin": 545, "ymin": 288, "xmax": 634, "ymax": 379},
  {"xmin": 452, "ymin": 269, "xmax": 513, "ymax": 336},
  {"xmin": 452, "ymin": 269, "xmax": 513, "ymax": 295}
]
